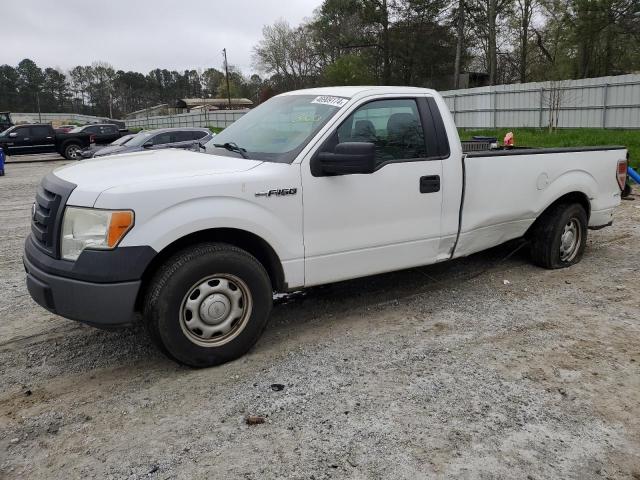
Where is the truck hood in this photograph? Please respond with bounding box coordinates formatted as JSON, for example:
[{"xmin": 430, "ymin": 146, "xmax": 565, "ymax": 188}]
[{"xmin": 54, "ymin": 149, "xmax": 262, "ymax": 206}]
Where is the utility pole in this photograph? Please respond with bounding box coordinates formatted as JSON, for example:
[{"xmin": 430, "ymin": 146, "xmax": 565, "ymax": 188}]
[
  {"xmin": 223, "ymin": 48, "xmax": 232, "ymax": 109},
  {"xmin": 36, "ymin": 92, "xmax": 42, "ymax": 123}
]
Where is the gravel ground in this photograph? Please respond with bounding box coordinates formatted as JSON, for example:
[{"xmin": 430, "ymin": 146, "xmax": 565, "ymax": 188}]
[{"xmin": 1, "ymin": 159, "xmax": 639, "ymax": 479}]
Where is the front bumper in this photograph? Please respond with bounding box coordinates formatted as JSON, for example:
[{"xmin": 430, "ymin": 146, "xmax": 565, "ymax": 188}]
[
  {"xmin": 23, "ymin": 236, "xmax": 156, "ymax": 327},
  {"xmin": 24, "ymin": 254, "xmax": 140, "ymax": 327}
]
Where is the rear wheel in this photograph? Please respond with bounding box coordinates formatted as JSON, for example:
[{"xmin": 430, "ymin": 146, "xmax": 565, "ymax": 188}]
[
  {"xmin": 530, "ymin": 203, "xmax": 588, "ymax": 269},
  {"xmin": 143, "ymin": 243, "xmax": 272, "ymax": 367},
  {"xmin": 63, "ymin": 143, "xmax": 81, "ymax": 160}
]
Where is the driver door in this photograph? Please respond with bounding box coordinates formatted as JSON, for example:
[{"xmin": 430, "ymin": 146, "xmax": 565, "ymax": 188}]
[{"xmin": 301, "ymin": 96, "xmax": 444, "ymax": 286}]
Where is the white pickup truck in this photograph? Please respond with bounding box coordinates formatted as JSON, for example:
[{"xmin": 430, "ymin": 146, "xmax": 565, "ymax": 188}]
[{"xmin": 24, "ymin": 86, "xmax": 628, "ymax": 366}]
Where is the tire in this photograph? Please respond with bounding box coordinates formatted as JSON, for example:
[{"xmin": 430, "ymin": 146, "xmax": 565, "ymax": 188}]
[
  {"xmin": 63, "ymin": 143, "xmax": 81, "ymax": 160},
  {"xmin": 529, "ymin": 203, "xmax": 588, "ymax": 269},
  {"xmin": 143, "ymin": 243, "xmax": 273, "ymax": 367}
]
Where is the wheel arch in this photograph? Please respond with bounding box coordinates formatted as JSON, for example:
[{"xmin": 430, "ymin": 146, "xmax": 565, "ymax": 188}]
[
  {"xmin": 135, "ymin": 228, "xmax": 285, "ymax": 312},
  {"xmin": 526, "ymin": 191, "xmax": 591, "ymax": 238}
]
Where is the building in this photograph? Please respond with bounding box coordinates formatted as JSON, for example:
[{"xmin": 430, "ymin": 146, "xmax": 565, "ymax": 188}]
[
  {"xmin": 125, "ymin": 98, "xmax": 254, "ymax": 120},
  {"xmin": 125, "ymin": 104, "xmax": 173, "ymax": 120},
  {"xmin": 174, "ymin": 98, "xmax": 253, "ymax": 111}
]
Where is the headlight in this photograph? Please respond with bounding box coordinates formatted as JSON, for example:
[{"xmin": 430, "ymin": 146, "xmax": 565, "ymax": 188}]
[{"xmin": 61, "ymin": 207, "xmax": 134, "ymax": 261}]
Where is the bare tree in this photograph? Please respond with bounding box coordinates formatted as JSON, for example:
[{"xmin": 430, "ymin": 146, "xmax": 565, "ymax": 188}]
[
  {"xmin": 453, "ymin": 0, "xmax": 465, "ymax": 88},
  {"xmin": 545, "ymin": 80, "xmax": 563, "ymax": 131},
  {"xmin": 515, "ymin": 0, "xmax": 535, "ymax": 82},
  {"xmin": 253, "ymin": 20, "xmax": 320, "ymax": 90},
  {"xmin": 467, "ymin": 0, "xmax": 514, "ymax": 85}
]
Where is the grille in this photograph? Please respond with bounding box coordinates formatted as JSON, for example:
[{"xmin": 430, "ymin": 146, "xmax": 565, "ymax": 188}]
[{"xmin": 31, "ymin": 185, "xmax": 62, "ymax": 254}]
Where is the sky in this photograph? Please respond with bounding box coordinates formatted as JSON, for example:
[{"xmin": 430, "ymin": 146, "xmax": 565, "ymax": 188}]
[{"xmin": 5, "ymin": 0, "xmax": 322, "ymax": 75}]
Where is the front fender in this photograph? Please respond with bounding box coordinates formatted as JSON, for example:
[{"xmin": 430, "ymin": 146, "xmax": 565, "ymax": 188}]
[{"xmin": 120, "ymin": 195, "xmax": 303, "ymax": 263}]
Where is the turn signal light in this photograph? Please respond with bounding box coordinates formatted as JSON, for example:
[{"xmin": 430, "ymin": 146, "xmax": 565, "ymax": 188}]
[{"xmin": 107, "ymin": 211, "xmax": 134, "ymax": 247}]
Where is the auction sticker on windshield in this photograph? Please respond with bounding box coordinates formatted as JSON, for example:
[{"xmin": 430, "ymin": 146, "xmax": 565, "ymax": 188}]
[{"xmin": 311, "ymin": 96, "xmax": 349, "ymax": 108}]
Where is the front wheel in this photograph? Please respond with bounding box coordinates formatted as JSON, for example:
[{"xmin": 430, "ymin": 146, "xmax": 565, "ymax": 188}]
[
  {"xmin": 63, "ymin": 143, "xmax": 82, "ymax": 160},
  {"xmin": 529, "ymin": 203, "xmax": 588, "ymax": 269},
  {"xmin": 143, "ymin": 243, "xmax": 273, "ymax": 367}
]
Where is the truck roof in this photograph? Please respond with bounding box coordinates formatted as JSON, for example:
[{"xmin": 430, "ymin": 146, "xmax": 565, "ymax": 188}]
[{"xmin": 280, "ymin": 86, "xmax": 438, "ymax": 99}]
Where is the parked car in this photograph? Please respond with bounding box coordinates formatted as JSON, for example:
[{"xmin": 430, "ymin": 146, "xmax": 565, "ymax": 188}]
[
  {"xmin": 0, "ymin": 111, "xmax": 14, "ymax": 132},
  {"xmin": 69, "ymin": 123, "xmax": 125, "ymax": 145},
  {"xmin": 24, "ymin": 86, "xmax": 628, "ymax": 367},
  {"xmin": 91, "ymin": 127, "xmax": 212, "ymax": 158},
  {"xmin": 55, "ymin": 125, "xmax": 78, "ymax": 134},
  {"xmin": 79, "ymin": 133, "xmax": 139, "ymax": 159},
  {"xmin": 0, "ymin": 123, "xmax": 92, "ymax": 159}
]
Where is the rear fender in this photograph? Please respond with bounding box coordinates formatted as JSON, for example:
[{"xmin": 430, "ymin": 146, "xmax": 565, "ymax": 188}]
[{"xmin": 535, "ymin": 168, "xmax": 597, "ymax": 218}]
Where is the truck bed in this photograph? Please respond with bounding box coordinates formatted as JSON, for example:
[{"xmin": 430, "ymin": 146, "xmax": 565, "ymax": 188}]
[{"xmin": 453, "ymin": 146, "xmax": 627, "ymax": 258}]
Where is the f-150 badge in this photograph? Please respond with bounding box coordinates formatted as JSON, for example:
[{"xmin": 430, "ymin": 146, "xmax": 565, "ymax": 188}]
[{"xmin": 255, "ymin": 188, "xmax": 298, "ymax": 198}]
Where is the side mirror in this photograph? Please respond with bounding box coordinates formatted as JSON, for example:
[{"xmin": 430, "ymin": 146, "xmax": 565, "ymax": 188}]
[
  {"xmin": 143, "ymin": 140, "xmax": 153, "ymax": 148},
  {"xmin": 9, "ymin": 132, "xmax": 17, "ymax": 138},
  {"xmin": 314, "ymin": 142, "xmax": 376, "ymax": 176}
]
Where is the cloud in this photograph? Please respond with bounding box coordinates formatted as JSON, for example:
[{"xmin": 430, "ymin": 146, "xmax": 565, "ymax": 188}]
[{"xmin": 5, "ymin": 0, "xmax": 321, "ymax": 75}]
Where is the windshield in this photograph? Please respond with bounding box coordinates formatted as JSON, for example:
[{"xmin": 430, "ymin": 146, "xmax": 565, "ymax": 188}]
[
  {"xmin": 125, "ymin": 132, "xmax": 155, "ymax": 147},
  {"xmin": 111, "ymin": 134, "xmax": 136, "ymax": 146},
  {"xmin": 0, "ymin": 125, "xmax": 16, "ymax": 137},
  {"xmin": 208, "ymin": 94, "xmax": 348, "ymax": 163}
]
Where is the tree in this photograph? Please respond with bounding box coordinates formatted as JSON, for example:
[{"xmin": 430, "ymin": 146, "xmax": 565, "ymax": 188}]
[
  {"xmin": 16, "ymin": 59, "xmax": 45, "ymax": 111},
  {"xmin": 453, "ymin": 0, "xmax": 466, "ymax": 88},
  {"xmin": 253, "ymin": 20, "xmax": 319, "ymax": 91},
  {"xmin": 42, "ymin": 68, "xmax": 69, "ymax": 111},
  {"xmin": 515, "ymin": 0, "xmax": 535, "ymax": 82},
  {"xmin": 0, "ymin": 65, "xmax": 19, "ymax": 110},
  {"xmin": 309, "ymin": 0, "xmax": 370, "ymax": 67},
  {"xmin": 467, "ymin": 0, "xmax": 514, "ymax": 85},
  {"xmin": 322, "ymin": 54, "xmax": 374, "ymax": 85},
  {"xmin": 202, "ymin": 68, "xmax": 225, "ymax": 97}
]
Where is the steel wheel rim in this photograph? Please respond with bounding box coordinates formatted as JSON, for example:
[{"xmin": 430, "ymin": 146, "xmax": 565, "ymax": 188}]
[
  {"xmin": 179, "ymin": 273, "xmax": 252, "ymax": 347},
  {"xmin": 559, "ymin": 218, "xmax": 582, "ymax": 262}
]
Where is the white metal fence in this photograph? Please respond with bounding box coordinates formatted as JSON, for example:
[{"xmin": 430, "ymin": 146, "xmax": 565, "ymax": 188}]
[
  {"xmin": 120, "ymin": 74, "xmax": 640, "ymax": 131},
  {"xmin": 440, "ymin": 73, "xmax": 640, "ymax": 129},
  {"xmin": 125, "ymin": 110, "xmax": 248, "ymax": 130},
  {"xmin": 13, "ymin": 112, "xmax": 114, "ymax": 125}
]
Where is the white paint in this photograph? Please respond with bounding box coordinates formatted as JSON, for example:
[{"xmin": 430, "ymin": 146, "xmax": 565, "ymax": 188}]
[{"xmin": 52, "ymin": 86, "xmax": 626, "ymax": 291}]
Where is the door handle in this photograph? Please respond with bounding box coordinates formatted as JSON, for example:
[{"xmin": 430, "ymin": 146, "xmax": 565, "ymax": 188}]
[{"xmin": 419, "ymin": 175, "xmax": 440, "ymax": 193}]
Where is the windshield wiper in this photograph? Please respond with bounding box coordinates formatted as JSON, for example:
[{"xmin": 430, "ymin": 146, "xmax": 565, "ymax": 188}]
[{"xmin": 213, "ymin": 142, "xmax": 248, "ymax": 159}]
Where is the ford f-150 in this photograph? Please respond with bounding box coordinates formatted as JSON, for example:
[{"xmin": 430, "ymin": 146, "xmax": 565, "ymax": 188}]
[{"xmin": 23, "ymin": 86, "xmax": 628, "ymax": 367}]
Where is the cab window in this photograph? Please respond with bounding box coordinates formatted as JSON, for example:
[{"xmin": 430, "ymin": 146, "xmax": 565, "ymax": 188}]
[{"xmin": 328, "ymin": 98, "xmax": 427, "ymax": 166}]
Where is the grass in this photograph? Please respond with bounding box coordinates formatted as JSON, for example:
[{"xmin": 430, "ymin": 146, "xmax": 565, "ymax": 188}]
[{"xmin": 458, "ymin": 128, "xmax": 640, "ymax": 169}]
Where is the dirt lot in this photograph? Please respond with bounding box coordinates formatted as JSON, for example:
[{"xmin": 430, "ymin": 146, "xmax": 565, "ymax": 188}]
[{"xmin": 1, "ymin": 159, "xmax": 639, "ymax": 479}]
